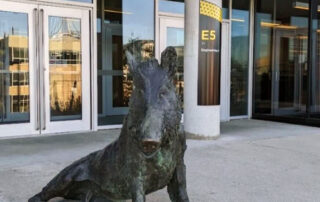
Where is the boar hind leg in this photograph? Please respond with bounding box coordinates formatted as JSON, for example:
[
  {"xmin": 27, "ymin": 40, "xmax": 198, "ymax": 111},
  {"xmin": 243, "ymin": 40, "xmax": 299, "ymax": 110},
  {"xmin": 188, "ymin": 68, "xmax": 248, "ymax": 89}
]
[{"xmin": 167, "ymin": 160, "xmax": 189, "ymax": 202}]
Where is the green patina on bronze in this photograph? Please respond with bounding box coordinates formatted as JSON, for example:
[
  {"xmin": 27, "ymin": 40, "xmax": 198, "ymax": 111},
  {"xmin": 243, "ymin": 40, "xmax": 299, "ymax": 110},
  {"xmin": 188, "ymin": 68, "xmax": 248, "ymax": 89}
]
[{"xmin": 29, "ymin": 47, "xmax": 189, "ymax": 202}]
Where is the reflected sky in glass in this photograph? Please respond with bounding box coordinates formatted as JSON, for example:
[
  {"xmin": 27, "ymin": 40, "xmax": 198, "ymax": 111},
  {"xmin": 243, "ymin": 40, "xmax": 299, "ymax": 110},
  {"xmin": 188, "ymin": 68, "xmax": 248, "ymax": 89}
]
[
  {"xmin": 122, "ymin": 0, "xmax": 154, "ymax": 45},
  {"xmin": 0, "ymin": 11, "xmax": 28, "ymax": 37},
  {"xmin": 49, "ymin": 17, "xmax": 81, "ymax": 38},
  {"xmin": 255, "ymin": 13, "xmax": 272, "ymax": 59},
  {"xmin": 291, "ymin": 16, "xmax": 308, "ymax": 28},
  {"xmin": 159, "ymin": 0, "xmax": 184, "ymax": 14},
  {"xmin": 231, "ymin": 9, "xmax": 249, "ymax": 37},
  {"xmin": 167, "ymin": 27, "xmax": 184, "ymax": 47}
]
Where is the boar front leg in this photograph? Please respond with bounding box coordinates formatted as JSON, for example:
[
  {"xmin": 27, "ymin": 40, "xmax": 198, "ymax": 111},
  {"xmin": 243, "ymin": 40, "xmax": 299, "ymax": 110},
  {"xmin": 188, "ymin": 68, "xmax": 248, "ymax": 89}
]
[
  {"xmin": 132, "ymin": 178, "xmax": 145, "ymax": 202},
  {"xmin": 167, "ymin": 160, "xmax": 189, "ymax": 202}
]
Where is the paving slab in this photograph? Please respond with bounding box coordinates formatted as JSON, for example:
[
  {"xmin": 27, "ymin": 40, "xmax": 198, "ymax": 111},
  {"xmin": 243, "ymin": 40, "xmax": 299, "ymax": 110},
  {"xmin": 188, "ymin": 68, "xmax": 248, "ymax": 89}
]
[{"xmin": 0, "ymin": 120, "xmax": 320, "ymax": 202}]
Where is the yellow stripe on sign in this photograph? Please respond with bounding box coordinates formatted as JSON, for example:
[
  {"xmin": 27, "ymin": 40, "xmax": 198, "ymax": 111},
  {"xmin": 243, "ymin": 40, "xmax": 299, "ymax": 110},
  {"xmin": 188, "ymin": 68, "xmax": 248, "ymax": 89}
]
[{"xmin": 200, "ymin": 0, "xmax": 222, "ymax": 22}]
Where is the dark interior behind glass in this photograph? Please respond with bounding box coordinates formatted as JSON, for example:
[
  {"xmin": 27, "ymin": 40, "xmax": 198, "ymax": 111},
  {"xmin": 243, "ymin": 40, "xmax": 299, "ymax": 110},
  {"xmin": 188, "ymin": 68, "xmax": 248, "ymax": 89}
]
[{"xmin": 253, "ymin": 0, "xmax": 320, "ymax": 126}]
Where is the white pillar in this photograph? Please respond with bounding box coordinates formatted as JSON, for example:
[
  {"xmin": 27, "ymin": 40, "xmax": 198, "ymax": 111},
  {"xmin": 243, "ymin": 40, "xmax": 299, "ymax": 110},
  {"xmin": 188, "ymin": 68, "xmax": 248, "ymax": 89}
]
[{"xmin": 184, "ymin": 0, "xmax": 222, "ymax": 139}]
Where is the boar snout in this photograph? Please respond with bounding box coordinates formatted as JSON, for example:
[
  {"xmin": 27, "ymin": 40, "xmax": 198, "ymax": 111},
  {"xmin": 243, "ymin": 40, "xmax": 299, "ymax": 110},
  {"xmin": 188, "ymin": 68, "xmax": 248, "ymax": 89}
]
[
  {"xmin": 139, "ymin": 108, "xmax": 163, "ymax": 156},
  {"xmin": 141, "ymin": 139, "xmax": 161, "ymax": 156}
]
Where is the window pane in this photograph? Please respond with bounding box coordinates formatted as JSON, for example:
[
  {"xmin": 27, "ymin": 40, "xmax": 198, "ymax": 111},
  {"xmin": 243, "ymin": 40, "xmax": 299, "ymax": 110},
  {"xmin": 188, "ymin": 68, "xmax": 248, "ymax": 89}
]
[
  {"xmin": 167, "ymin": 27, "xmax": 184, "ymax": 108},
  {"xmin": 49, "ymin": 17, "xmax": 82, "ymax": 121},
  {"xmin": 97, "ymin": 0, "xmax": 155, "ymax": 126},
  {"xmin": 159, "ymin": 0, "xmax": 185, "ymax": 14},
  {"xmin": 0, "ymin": 11, "xmax": 30, "ymax": 124},
  {"xmin": 230, "ymin": 0, "xmax": 250, "ymax": 116}
]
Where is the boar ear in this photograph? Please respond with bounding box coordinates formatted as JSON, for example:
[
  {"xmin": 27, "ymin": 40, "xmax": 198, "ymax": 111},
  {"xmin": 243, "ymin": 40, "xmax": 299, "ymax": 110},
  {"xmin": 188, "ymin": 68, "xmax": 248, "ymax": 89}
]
[
  {"xmin": 161, "ymin": 46, "xmax": 177, "ymax": 80},
  {"xmin": 125, "ymin": 51, "xmax": 137, "ymax": 73}
]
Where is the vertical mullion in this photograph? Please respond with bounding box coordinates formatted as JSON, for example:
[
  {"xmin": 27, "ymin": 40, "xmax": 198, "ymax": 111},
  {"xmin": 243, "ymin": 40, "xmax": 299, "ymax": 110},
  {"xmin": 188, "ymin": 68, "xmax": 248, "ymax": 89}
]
[{"xmin": 307, "ymin": 0, "xmax": 317, "ymax": 117}]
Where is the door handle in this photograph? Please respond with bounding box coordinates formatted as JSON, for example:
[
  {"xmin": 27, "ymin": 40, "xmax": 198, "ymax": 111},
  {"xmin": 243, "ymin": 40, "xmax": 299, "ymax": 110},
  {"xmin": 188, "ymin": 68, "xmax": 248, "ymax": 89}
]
[
  {"xmin": 34, "ymin": 8, "xmax": 40, "ymax": 131},
  {"xmin": 39, "ymin": 8, "xmax": 46, "ymax": 131}
]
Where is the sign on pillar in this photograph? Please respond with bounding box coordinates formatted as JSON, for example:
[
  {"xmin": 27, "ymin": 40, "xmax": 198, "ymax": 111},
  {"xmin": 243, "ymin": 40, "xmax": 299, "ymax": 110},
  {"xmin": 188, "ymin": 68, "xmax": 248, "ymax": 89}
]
[{"xmin": 198, "ymin": 0, "xmax": 222, "ymax": 106}]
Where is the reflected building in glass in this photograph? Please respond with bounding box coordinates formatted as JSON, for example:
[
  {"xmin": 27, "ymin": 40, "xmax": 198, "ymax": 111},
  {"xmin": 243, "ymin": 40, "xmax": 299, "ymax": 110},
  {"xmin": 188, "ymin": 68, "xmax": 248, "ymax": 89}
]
[
  {"xmin": 49, "ymin": 17, "xmax": 83, "ymax": 121},
  {"xmin": 0, "ymin": 11, "xmax": 30, "ymax": 124}
]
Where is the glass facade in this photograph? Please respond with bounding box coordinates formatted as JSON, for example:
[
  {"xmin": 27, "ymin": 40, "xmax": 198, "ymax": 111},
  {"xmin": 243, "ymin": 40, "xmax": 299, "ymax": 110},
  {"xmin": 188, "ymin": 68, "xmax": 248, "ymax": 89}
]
[
  {"xmin": 94, "ymin": 0, "xmax": 320, "ymax": 127},
  {"xmin": 253, "ymin": 0, "xmax": 320, "ymax": 125},
  {"xmin": 97, "ymin": 0, "xmax": 155, "ymax": 126},
  {"xmin": 2, "ymin": 0, "xmax": 320, "ymax": 132}
]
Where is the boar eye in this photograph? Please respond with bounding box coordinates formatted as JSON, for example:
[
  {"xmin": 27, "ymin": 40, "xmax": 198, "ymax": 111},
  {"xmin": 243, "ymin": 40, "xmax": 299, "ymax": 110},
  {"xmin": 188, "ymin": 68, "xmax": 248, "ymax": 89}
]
[{"xmin": 159, "ymin": 90, "xmax": 168, "ymax": 99}]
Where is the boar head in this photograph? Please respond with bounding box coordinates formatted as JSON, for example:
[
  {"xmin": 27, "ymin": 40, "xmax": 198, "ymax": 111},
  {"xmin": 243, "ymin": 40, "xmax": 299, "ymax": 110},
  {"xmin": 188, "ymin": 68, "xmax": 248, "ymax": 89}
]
[{"xmin": 126, "ymin": 47, "xmax": 181, "ymax": 157}]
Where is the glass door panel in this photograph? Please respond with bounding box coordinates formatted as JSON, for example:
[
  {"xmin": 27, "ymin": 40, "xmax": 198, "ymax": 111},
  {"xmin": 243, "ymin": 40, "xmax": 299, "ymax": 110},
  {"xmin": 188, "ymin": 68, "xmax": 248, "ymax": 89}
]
[
  {"xmin": 159, "ymin": 17, "xmax": 184, "ymax": 107},
  {"xmin": 272, "ymin": 29, "xmax": 308, "ymax": 115},
  {"xmin": 97, "ymin": 0, "xmax": 155, "ymax": 126},
  {"xmin": 0, "ymin": 11, "xmax": 30, "ymax": 123},
  {"xmin": 167, "ymin": 27, "xmax": 184, "ymax": 106},
  {"xmin": 48, "ymin": 17, "xmax": 82, "ymax": 121},
  {"xmin": 42, "ymin": 6, "xmax": 90, "ymax": 134},
  {"xmin": 0, "ymin": 1, "xmax": 37, "ymax": 137}
]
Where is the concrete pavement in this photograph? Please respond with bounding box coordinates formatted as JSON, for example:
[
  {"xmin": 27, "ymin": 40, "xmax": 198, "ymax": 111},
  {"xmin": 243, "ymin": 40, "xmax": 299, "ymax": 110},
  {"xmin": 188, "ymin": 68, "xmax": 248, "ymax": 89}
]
[{"xmin": 1, "ymin": 120, "xmax": 320, "ymax": 201}]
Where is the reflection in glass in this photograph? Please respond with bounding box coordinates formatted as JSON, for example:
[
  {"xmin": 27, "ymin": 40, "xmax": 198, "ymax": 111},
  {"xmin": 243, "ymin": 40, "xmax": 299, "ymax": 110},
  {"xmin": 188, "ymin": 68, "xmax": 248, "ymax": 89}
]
[
  {"xmin": 159, "ymin": 0, "xmax": 184, "ymax": 14},
  {"xmin": 230, "ymin": 0, "xmax": 250, "ymax": 116},
  {"xmin": 254, "ymin": 1, "xmax": 272, "ymax": 114},
  {"xmin": 49, "ymin": 17, "xmax": 82, "ymax": 121},
  {"xmin": 254, "ymin": 0, "xmax": 309, "ymax": 117},
  {"xmin": 275, "ymin": 30, "xmax": 307, "ymax": 115},
  {"xmin": 0, "ymin": 11, "xmax": 30, "ymax": 124},
  {"xmin": 222, "ymin": 0, "xmax": 229, "ymax": 19},
  {"xmin": 167, "ymin": 27, "xmax": 184, "ymax": 107},
  {"xmin": 97, "ymin": 0, "xmax": 155, "ymax": 126}
]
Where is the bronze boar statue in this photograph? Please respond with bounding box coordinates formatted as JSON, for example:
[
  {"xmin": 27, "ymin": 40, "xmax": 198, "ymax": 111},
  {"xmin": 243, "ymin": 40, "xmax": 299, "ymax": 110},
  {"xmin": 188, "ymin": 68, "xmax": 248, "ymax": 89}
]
[{"xmin": 28, "ymin": 47, "xmax": 189, "ymax": 202}]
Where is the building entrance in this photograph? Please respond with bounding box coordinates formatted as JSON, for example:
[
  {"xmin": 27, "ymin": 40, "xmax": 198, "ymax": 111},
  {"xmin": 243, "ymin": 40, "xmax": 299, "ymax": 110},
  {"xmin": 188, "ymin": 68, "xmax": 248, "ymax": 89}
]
[
  {"xmin": 272, "ymin": 28, "xmax": 308, "ymax": 116},
  {"xmin": 0, "ymin": 1, "xmax": 91, "ymax": 137}
]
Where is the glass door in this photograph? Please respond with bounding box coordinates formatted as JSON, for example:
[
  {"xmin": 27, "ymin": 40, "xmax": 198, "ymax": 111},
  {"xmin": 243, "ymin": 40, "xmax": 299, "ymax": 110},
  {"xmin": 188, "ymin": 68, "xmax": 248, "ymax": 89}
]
[
  {"xmin": 41, "ymin": 5, "xmax": 90, "ymax": 134},
  {"xmin": 0, "ymin": 1, "xmax": 91, "ymax": 137},
  {"xmin": 0, "ymin": 1, "xmax": 37, "ymax": 137},
  {"xmin": 272, "ymin": 28, "xmax": 308, "ymax": 116},
  {"xmin": 159, "ymin": 17, "xmax": 184, "ymax": 106}
]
